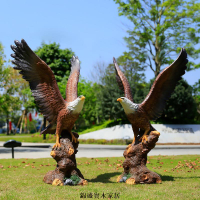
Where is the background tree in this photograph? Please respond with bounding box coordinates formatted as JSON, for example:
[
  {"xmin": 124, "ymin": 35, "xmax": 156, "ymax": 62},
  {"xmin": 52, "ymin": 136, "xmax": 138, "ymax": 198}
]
[
  {"xmin": 76, "ymin": 79, "xmax": 99, "ymax": 127},
  {"xmin": 91, "ymin": 56, "xmax": 150, "ymax": 122},
  {"xmin": 117, "ymin": 53, "xmax": 148, "ymax": 103},
  {"xmin": 90, "ymin": 62, "xmax": 124, "ymax": 122},
  {"xmin": 0, "ymin": 42, "xmax": 5, "ymax": 92},
  {"xmin": 100, "ymin": 67, "xmax": 124, "ymax": 121},
  {"xmin": 90, "ymin": 61, "xmax": 107, "ymax": 84},
  {"xmin": 0, "ymin": 65, "xmax": 21, "ymax": 134},
  {"xmin": 92, "ymin": 82, "xmax": 105, "ymax": 124},
  {"xmin": 17, "ymin": 81, "xmax": 36, "ymax": 133},
  {"xmin": 0, "ymin": 43, "xmax": 21, "ymax": 134},
  {"xmin": 35, "ymin": 42, "xmax": 74, "ymax": 84},
  {"xmin": 114, "ymin": 0, "xmax": 200, "ymax": 77},
  {"xmin": 193, "ymin": 80, "xmax": 200, "ymax": 122},
  {"xmin": 159, "ymin": 79, "xmax": 197, "ymax": 123}
]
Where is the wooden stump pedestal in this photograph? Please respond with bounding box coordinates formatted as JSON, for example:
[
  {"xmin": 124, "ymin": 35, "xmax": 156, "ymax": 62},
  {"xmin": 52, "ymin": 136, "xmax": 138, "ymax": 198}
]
[
  {"xmin": 117, "ymin": 130, "xmax": 162, "ymax": 185},
  {"xmin": 43, "ymin": 131, "xmax": 87, "ymax": 186}
]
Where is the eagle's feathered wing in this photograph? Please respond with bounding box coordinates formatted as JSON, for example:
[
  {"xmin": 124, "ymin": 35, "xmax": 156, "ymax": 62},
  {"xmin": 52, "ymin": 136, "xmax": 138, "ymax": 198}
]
[
  {"xmin": 11, "ymin": 39, "xmax": 66, "ymax": 123},
  {"xmin": 66, "ymin": 56, "xmax": 80, "ymax": 102},
  {"xmin": 140, "ymin": 48, "xmax": 188, "ymax": 121},
  {"xmin": 113, "ymin": 57, "xmax": 133, "ymax": 102}
]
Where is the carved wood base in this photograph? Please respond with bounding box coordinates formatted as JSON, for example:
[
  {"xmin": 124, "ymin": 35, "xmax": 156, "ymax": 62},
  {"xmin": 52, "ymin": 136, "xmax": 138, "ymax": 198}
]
[
  {"xmin": 117, "ymin": 130, "xmax": 162, "ymax": 184},
  {"xmin": 43, "ymin": 131, "xmax": 87, "ymax": 186}
]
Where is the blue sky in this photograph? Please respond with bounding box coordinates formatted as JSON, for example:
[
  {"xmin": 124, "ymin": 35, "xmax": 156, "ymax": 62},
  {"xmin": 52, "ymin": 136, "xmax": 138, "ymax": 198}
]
[{"xmin": 1, "ymin": 0, "xmax": 199, "ymax": 85}]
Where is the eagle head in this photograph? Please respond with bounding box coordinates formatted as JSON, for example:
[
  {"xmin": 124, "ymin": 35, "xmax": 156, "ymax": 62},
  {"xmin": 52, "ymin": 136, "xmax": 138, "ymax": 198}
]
[
  {"xmin": 117, "ymin": 97, "xmax": 138, "ymax": 114},
  {"xmin": 68, "ymin": 95, "xmax": 85, "ymax": 113}
]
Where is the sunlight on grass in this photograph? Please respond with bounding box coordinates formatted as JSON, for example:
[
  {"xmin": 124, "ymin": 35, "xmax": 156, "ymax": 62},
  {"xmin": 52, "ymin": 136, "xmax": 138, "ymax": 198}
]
[{"xmin": 0, "ymin": 155, "xmax": 199, "ymax": 199}]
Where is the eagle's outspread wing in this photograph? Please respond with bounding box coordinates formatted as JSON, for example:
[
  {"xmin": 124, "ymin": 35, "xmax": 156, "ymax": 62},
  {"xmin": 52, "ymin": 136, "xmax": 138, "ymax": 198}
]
[
  {"xmin": 113, "ymin": 57, "xmax": 133, "ymax": 102},
  {"xmin": 66, "ymin": 56, "xmax": 80, "ymax": 102},
  {"xmin": 11, "ymin": 39, "xmax": 66, "ymax": 123},
  {"xmin": 140, "ymin": 48, "xmax": 188, "ymax": 121}
]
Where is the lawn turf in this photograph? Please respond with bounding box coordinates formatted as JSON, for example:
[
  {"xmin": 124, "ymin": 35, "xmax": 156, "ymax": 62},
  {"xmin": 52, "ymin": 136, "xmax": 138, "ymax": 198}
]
[{"xmin": 0, "ymin": 155, "xmax": 199, "ymax": 200}]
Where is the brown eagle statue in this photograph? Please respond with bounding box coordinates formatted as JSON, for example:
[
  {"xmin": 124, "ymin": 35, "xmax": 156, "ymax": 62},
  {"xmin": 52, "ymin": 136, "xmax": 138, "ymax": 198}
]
[
  {"xmin": 114, "ymin": 48, "xmax": 188, "ymax": 144},
  {"xmin": 11, "ymin": 39, "xmax": 85, "ymax": 148}
]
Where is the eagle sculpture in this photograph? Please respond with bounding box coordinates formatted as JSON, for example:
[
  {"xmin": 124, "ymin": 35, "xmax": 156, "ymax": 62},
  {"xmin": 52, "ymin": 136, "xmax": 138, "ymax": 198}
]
[
  {"xmin": 11, "ymin": 39, "xmax": 85, "ymax": 148},
  {"xmin": 114, "ymin": 48, "xmax": 188, "ymax": 144}
]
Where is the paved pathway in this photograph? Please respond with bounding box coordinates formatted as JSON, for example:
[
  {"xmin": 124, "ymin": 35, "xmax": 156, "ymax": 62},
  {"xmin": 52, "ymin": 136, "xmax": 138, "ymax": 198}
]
[{"xmin": 0, "ymin": 142, "xmax": 199, "ymax": 159}]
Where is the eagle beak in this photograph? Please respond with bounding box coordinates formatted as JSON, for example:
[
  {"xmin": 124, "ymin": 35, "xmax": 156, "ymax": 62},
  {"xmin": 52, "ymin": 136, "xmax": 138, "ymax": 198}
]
[
  {"xmin": 117, "ymin": 98, "xmax": 122, "ymax": 102},
  {"xmin": 81, "ymin": 96, "xmax": 85, "ymax": 101}
]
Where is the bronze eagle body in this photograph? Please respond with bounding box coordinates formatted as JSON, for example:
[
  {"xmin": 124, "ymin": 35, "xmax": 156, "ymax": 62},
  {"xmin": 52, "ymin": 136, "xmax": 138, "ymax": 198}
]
[
  {"xmin": 11, "ymin": 39, "xmax": 85, "ymax": 148},
  {"xmin": 114, "ymin": 49, "xmax": 188, "ymax": 144}
]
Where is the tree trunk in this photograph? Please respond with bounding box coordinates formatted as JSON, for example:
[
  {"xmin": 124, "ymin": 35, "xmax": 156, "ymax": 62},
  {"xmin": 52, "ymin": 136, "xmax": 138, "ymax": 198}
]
[
  {"xmin": 6, "ymin": 115, "xmax": 9, "ymax": 135},
  {"xmin": 117, "ymin": 130, "xmax": 162, "ymax": 185},
  {"xmin": 16, "ymin": 115, "xmax": 22, "ymax": 132},
  {"xmin": 24, "ymin": 109, "xmax": 28, "ymax": 133},
  {"xmin": 20, "ymin": 110, "xmax": 25, "ymax": 134},
  {"xmin": 43, "ymin": 117, "xmax": 46, "ymax": 140},
  {"xmin": 43, "ymin": 130, "xmax": 87, "ymax": 186}
]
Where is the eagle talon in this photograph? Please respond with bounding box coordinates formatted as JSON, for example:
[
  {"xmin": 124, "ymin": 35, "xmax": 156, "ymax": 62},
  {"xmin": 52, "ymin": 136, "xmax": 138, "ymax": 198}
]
[
  {"xmin": 71, "ymin": 132, "xmax": 78, "ymax": 143},
  {"xmin": 139, "ymin": 135, "xmax": 148, "ymax": 143},
  {"xmin": 126, "ymin": 178, "xmax": 136, "ymax": 185},
  {"xmin": 52, "ymin": 142, "xmax": 61, "ymax": 150}
]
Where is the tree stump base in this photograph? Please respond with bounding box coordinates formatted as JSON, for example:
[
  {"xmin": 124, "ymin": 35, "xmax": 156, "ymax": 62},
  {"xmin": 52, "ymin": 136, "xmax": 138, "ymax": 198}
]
[
  {"xmin": 117, "ymin": 130, "xmax": 162, "ymax": 185},
  {"xmin": 43, "ymin": 131, "xmax": 87, "ymax": 186}
]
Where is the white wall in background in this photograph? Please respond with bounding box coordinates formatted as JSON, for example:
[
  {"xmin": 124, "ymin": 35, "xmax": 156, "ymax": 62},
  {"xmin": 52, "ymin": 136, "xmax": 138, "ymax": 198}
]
[{"xmin": 79, "ymin": 124, "xmax": 200, "ymax": 143}]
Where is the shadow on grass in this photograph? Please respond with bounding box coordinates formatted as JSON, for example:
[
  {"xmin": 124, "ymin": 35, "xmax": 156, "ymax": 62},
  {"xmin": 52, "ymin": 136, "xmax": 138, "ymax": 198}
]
[
  {"xmin": 88, "ymin": 172, "xmax": 121, "ymax": 183},
  {"xmin": 159, "ymin": 175, "xmax": 174, "ymax": 181},
  {"xmin": 159, "ymin": 175, "xmax": 200, "ymax": 182},
  {"xmin": 89, "ymin": 173, "xmax": 199, "ymax": 183},
  {"xmin": 175, "ymin": 176, "xmax": 200, "ymax": 179}
]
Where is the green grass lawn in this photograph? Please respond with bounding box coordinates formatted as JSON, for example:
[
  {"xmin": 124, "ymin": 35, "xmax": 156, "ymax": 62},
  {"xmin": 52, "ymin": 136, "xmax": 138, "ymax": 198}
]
[
  {"xmin": 1, "ymin": 134, "xmax": 200, "ymax": 145},
  {"xmin": 0, "ymin": 155, "xmax": 199, "ymax": 199},
  {"xmin": 0, "ymin": 133, "xmax": 131, "ymax": 145},
  {"xmin": 0, "ymin": 133, "xmax": 132, "ymax": 145},
  {"xmin": 0, "ymin": 133, "xmax": 56, "ymax": 143},
  {"xmin": 0, "ymin": 120, "xmax": 133, "ymax": 145}
]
